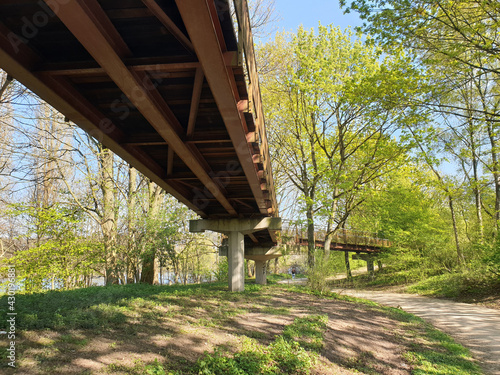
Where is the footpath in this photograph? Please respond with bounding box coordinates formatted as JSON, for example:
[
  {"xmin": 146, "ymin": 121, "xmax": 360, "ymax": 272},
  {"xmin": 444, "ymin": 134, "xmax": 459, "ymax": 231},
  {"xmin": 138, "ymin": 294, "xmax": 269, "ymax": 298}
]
[{"xmin": 331, "ymin": 288, "xmax": 500, "ymax": 375}]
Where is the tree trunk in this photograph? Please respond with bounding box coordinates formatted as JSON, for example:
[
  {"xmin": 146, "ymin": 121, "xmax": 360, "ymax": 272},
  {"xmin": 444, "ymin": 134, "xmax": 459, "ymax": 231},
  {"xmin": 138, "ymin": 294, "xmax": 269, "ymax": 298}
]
[
  {"xmin": 469, "ymin": 123, "xmax": 484, "ymax": 242},
  {"xmin": 344, "ymin": 251, "xmax": 352, "ymax": 280},
  {"xmin": 306, "ymin": 203, "xmax": 315, "ymax": 268},
  {"xmin": 487, "ymin": 121, "xmax": 500, "ymax": 232},
  {"xmin": 323, "ymin": 189, "xmax": 339, "ymax": 259},
  {"xmin": 247, "ymin": 260, "xmax": 253, "ymax": 277},
  {"xmin": 127, "ymin": 165, "xmax": 137, "ymax": 284},
  {"xmin": 141, "ymin": 250, "xmax": 159, "ymax": 284},
  {"xmin": 100, "ymin": 146, "xmax": 118, "ymax": 285},
  {"xmin": 140, "ymin": 180, "xmax": 163, "ymax": 284},
  {"xmin": 448, "ymin": 195, "xmax": 464, "ymax": 264}
]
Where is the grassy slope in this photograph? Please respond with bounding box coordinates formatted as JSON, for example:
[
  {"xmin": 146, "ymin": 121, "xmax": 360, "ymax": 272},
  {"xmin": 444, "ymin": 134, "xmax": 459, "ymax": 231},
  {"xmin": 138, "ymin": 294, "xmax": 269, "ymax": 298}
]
[
  {"xmin": 333, "ymin": 266, "xmax": 500, "ymax": 308},
  {"xmin": 0, "ymin": 278, "xmax": 483, "ymax": 374}
]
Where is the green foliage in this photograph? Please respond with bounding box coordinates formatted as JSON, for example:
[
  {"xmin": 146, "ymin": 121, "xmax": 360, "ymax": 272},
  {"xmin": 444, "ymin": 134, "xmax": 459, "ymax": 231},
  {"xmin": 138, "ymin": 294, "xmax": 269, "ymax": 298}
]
[
  {"xmin": 145, "ymin": 359, "xmax": 167, "ymax": 375},
  {"xmin": 269, "ymin": 337, "xmax": 316, "ymax": 374},
  {"xmin": 403, "ymin": 324, "xmax": 482, "ymax": 375},
  {"xmin": 0, "ymin": 204, "xmax": 103, "ymax": 292},
  {"xmin": 341, "ymin": 0, "xmax": 500, "ymax": 73},
  {"xmin": 188, "ymin": 301, "xmax": 325, "ymax": 375},
  {"xmin": 307, "ymin": 250, "xmax": 345, "ymax": 293},
  {"xmin": 213, "ymin": 257, "xmax": 229, "ymax": 282},
  {"xmin": 197, "ymin": 348, "xmax": 246, "ymax": 375},
  {"xmin": 0, "ymin": 281, "xmax": 267, "ymax": 331},
  {"xmin": 282, "ymin": 315, "xmax": 328, "ymax": 352},
  {"xmin": 196, "ymin": 325, "xmax": 319, "ymax": 375},
  {"xmin": 261, "ymin": 24, "xmax": 421, "ymax": 268},
  {"xmin": 484, "ymin": 240, "xmax": 500, "ymax": 279},
  {"xmin": 407, "ymin": 270, "xmax": 499, "ymax": 298}
]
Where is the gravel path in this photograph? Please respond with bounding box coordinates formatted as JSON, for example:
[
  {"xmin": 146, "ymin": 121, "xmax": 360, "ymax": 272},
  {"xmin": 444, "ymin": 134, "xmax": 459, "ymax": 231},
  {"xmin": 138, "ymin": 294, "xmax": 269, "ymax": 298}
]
[{"xmin": 331, "ymin": 288, "xmax": 500, "ymax": 375}]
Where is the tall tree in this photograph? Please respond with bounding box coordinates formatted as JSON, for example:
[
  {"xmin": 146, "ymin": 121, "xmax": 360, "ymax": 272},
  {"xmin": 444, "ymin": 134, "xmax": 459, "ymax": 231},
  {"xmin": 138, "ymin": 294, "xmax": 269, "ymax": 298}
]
[
  {"xmin": 341, "ymin": 0, "xmax": 500, "ymax": 120},
  {"xmin": 140, "ymin": 180, "xmax": 164, "ymax": 284},
  {"xmin": 261, "ymin": 25, "xmax": 417, "ymax": 266}
]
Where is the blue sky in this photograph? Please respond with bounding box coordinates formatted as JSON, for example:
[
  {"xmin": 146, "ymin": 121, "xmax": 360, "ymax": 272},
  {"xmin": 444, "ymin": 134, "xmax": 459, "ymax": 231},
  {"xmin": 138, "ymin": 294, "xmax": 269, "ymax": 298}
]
[{"xmin": 273, "ymin": 0, "xmax": 362, "ymax": 34}]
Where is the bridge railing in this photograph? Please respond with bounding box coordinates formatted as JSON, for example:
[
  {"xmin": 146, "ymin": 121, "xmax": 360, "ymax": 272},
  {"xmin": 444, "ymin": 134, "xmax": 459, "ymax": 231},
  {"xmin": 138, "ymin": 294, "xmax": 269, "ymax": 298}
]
[
  {"xmin": 232, "ymin": 0, "xmax": 278, "ymax": 216},
  {"xmin": 279, "ymin": 222, "xmax": 391, "ymax": 249}
]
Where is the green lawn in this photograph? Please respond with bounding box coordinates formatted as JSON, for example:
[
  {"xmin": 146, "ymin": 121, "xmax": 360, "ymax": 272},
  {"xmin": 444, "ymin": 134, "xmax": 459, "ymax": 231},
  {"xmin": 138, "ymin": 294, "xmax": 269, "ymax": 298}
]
[{"xmin": 0, "ymin": 280, "xmax": 483, "ymax": 374}]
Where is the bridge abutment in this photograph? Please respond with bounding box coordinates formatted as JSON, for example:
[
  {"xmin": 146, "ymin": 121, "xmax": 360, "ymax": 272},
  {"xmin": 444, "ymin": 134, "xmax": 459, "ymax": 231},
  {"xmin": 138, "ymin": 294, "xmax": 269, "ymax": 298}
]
[{"xmin": 190, "ymin": 218, "xmax": 281, "ymax": 291}]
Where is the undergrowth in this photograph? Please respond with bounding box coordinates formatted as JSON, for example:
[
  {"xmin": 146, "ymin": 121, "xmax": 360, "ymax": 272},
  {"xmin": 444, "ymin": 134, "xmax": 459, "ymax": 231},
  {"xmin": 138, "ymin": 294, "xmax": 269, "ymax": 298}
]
[
  {"xmin": 196, "ymin": 314, "xmax": 327, "ymax": 375},
  {"xmin": 0, "ymin": 280, "xmax": 484, "ymax": 374}
]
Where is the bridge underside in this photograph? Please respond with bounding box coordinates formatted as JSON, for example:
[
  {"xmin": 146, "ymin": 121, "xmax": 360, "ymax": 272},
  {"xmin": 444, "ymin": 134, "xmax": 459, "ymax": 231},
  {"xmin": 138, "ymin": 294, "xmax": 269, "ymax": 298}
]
[{"xmin": 0, "ymin": 0, "xmax": 278, "ymax": 254}]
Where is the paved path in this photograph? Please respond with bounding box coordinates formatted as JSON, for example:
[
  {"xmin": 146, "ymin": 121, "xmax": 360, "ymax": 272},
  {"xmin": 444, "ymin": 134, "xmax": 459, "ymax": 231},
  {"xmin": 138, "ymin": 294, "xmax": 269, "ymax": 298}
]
[{"xmin": 331, "ymin": 288, "xmax": 500, "ymax": 375}]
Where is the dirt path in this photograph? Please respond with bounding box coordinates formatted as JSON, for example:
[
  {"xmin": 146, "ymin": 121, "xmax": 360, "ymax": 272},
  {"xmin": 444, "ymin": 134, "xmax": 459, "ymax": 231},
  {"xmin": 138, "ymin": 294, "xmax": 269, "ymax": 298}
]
[{"xmin": 331, "ymin": 288, "xmax": 500, "ymax": 375}]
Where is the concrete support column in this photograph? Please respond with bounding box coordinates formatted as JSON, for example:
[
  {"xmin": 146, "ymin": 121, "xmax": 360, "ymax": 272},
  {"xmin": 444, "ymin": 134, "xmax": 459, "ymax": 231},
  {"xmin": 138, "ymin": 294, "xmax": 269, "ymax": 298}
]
[
  {"xmin": 190, "ymin": 218, "xmax": 281, "ymax": 292},
  {"xmin": 255, "ymin": 260, "xmax": 267, "ymax": 285},
  {"xmin": 228, "ymin": 231, "xmax": 245, "ymax": 292}
]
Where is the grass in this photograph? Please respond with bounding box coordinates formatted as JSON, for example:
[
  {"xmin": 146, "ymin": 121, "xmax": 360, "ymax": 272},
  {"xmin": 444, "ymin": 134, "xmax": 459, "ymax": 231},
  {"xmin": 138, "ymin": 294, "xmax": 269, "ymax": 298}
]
[
  {"xmin": 196, "ymin": 314, "xmax": 327, "ymax": 375},
  {"xmin": 0, "ymin": 280, "xmax": 484, "ymax": 374},
  {"xmin": 282, "ymin": 285, "xmax": 483, "ymax": 375},
  {"xmin": 0, "ymin": 281, "xmax": 264, "ymax": 331},
  {"xmin": 406, "ymin": 271, "xmax": 500, "ymax": 300},
  {"xmin": 332, "ymin": 265, "xmax": 500, "ymax": 305}
]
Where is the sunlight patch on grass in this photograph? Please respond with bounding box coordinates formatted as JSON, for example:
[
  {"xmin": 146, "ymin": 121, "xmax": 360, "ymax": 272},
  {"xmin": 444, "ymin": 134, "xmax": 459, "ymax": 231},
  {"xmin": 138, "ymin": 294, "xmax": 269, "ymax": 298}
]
[{"xmin": 261, "ymin": 306, "xmax": 291, "ymax": 315}]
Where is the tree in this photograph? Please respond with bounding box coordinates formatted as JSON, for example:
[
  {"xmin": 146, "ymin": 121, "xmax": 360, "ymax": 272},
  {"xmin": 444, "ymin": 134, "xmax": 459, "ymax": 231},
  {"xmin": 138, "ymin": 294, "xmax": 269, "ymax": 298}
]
[
  {"xmin": 261, "ymin": 25, "xmax": 417, "ymax": 267},
  {"xmin": 341, "ymin": 1, "xmax": 500, "ymax": 74},
  {"xmin": 4, "ymin": 204, "xmax": 102, "ymax": 292},
  {"xmin": 139, "ymin": 180, "xmax": 164, "ymax": 284},
  {"xmin": 350, "ymin": 166, "xmax": 456, "ymax": 279},
  {"xmin": 341, "ymin": 0, "xmax": 500, "ymax": 121},
  {"xmin": 248, "ymin": 0, "xmax": 280, "ymax": 39}
]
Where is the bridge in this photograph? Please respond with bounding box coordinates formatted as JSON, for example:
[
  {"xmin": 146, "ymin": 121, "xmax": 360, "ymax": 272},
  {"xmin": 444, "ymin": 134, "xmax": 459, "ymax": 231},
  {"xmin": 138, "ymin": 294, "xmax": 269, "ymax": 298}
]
[
  {"xmin": 280, "ymin": 225, "xmax": 391, "ymax": 254},
  {"xmin": 0, "ymin": 0, "xmax": 281, "ymax": 291},
  {"xmin": 0, "ymin": 0, "xmax": 391, "ymax": 291}
]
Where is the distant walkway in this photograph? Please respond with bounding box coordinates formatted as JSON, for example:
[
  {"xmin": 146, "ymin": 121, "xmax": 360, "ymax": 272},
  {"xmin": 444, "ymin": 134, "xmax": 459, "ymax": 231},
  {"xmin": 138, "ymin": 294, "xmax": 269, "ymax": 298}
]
[{"xmin": 331, "ymin": 288, "xmax": 500, "ymax": 375}]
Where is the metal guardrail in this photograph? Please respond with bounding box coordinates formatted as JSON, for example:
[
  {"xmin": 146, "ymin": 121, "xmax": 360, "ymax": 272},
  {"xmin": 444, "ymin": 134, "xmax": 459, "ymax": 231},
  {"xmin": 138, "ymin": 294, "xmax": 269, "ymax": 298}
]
[
  {"xmin": 279, "ymin": 222, "xmax": 392, "ymax": 249},
  {"xmin": 233, "ymin": 0, "xmax": 278, "ymax": 216}
]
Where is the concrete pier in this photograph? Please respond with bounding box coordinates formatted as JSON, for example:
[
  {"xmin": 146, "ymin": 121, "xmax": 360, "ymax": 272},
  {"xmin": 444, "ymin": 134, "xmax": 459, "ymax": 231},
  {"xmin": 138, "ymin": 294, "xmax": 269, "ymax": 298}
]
[
  {"xmin": 255, "ymin": 260, "xmax": 267, "ymax": 285},
  {"xmin": 190, "ymin": 218, "xmax": 281, "ymax": 291},
  {"xmin": 227, "ymin": 231, "xmax": 245, "ymax": 291}
]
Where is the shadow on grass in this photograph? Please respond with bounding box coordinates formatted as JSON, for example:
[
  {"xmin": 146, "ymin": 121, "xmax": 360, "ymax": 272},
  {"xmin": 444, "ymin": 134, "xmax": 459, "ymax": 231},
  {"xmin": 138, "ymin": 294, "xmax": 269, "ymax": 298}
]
[{"xmin": 0, "ymin": 281, "xmax": 265, "ymax": 331}]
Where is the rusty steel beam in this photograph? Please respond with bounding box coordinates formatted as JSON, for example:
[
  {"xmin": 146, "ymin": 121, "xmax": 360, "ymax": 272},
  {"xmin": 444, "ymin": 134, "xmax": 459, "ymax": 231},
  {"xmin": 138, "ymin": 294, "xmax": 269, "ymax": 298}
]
[
  {"xmin": 186, "ymin": 67, "xmax": 204, "ymax": 136},
  {"xmin": 43, "ymin": 0, "xmax": 238, "ymax": 216},
  {"xmin": 40, "ymin": 52, "xmax": 238, "ymax": 76},
  {"xmin": 175, "ymin": 0, "xmax": 270, "ymax": 216},
  {"xmin": 141, "ymin": 0, "xmax": 195, "ymax": 54}
]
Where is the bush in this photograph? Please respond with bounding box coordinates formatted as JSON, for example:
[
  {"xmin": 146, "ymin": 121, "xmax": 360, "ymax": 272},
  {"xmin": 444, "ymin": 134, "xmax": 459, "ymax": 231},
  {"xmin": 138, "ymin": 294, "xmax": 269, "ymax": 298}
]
[
  {"xmin": 213, "ymin": 258, "xmax": 229, "ymax": 282},
  {"xmin": 307, "ymin": 250, "xmax": 344, "ymax": 293},
  {"xmin": 485, "ymin": 241, "xmax": 500, "ymax": 279}
]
